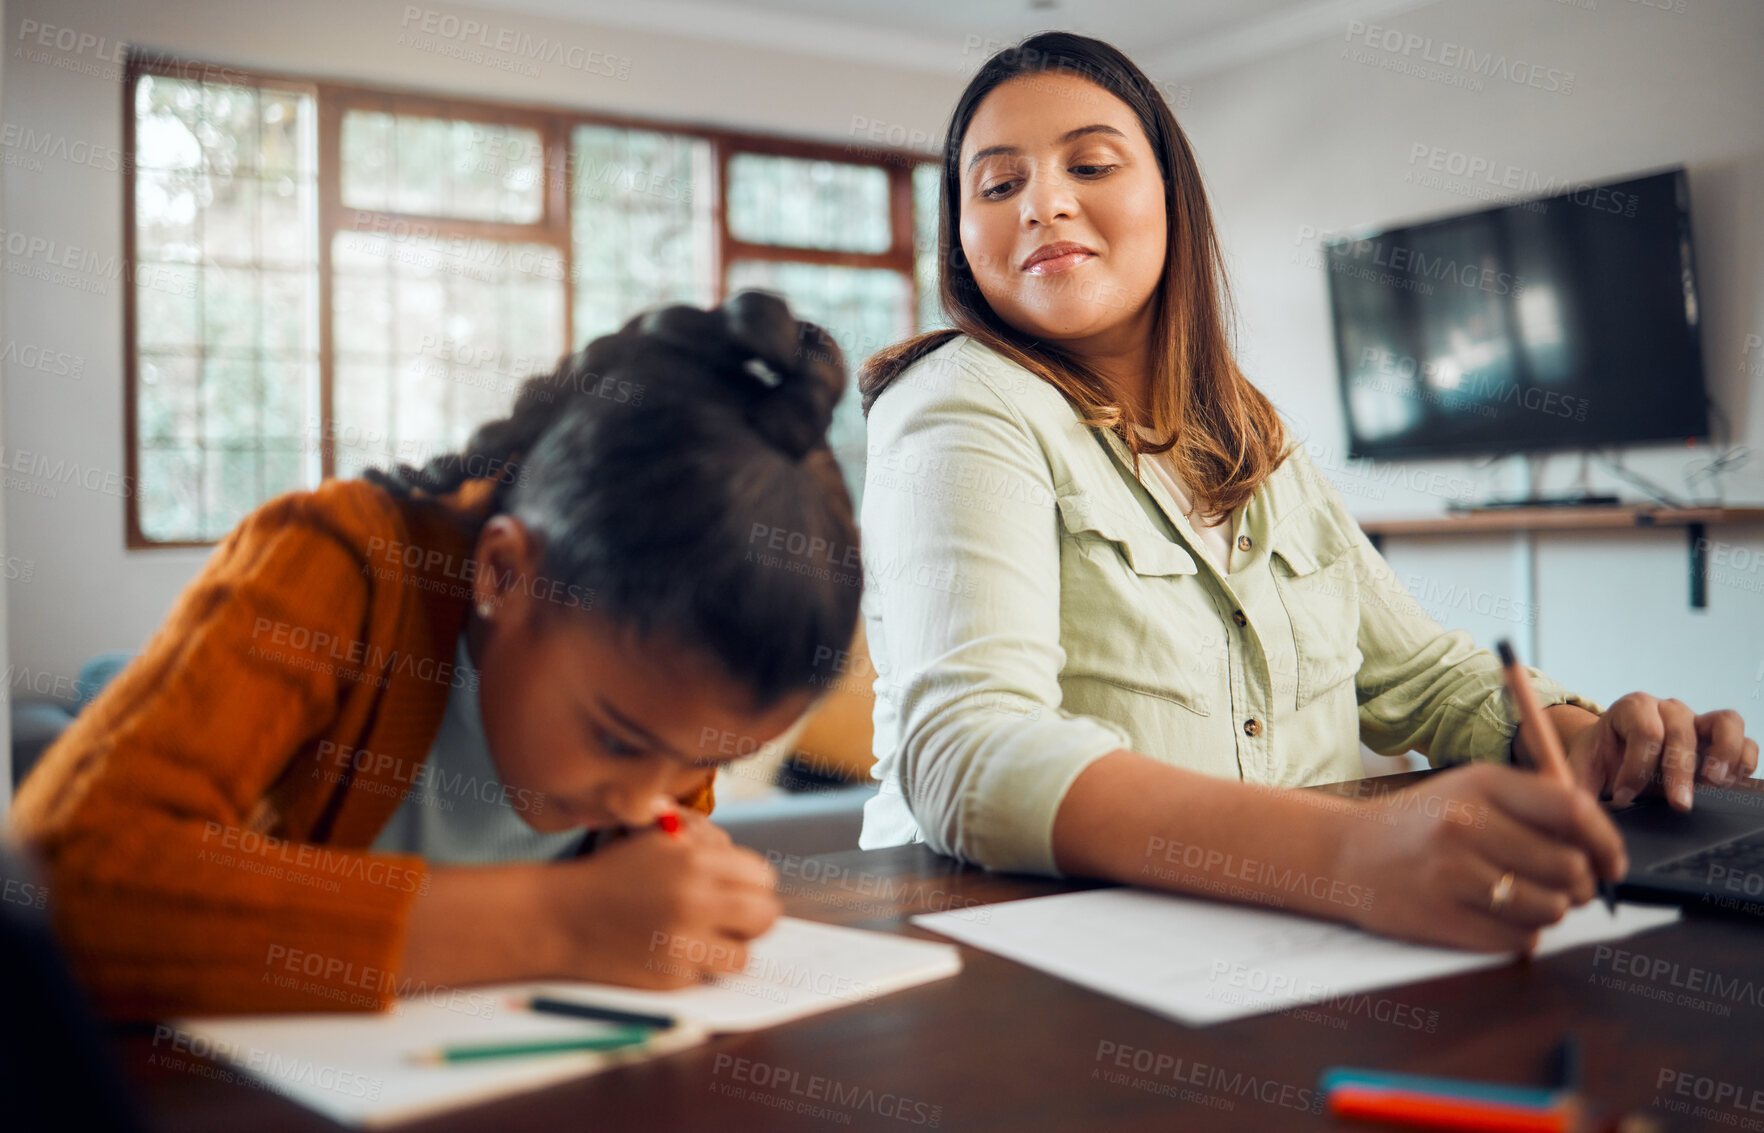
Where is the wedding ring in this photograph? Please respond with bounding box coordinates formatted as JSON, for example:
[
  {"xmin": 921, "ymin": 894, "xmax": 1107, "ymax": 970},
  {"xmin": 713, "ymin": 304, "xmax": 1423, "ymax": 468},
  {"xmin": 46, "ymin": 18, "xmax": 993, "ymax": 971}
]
[{"xmin": 1489, "ymin": 870, "xmax": 1516, "ymax": 914}]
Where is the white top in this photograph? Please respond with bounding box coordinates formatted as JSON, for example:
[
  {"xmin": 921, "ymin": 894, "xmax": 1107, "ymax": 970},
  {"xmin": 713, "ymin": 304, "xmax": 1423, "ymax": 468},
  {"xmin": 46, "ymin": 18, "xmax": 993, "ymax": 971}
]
[
  {"xmin": 1132, "ymin": 424, "xmax": 1234, "ymax": 575},
  {"xmin": 370, "ymin": 633, "xmax": 585, "ymax": 864}
]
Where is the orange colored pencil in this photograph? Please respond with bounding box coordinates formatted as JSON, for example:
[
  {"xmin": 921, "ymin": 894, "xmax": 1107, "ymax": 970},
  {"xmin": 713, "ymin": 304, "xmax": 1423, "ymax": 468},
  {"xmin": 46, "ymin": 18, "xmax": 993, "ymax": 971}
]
[{"xmin": 1329, "ymin": 1085, "xmax": 1576, "ymax": 1132}]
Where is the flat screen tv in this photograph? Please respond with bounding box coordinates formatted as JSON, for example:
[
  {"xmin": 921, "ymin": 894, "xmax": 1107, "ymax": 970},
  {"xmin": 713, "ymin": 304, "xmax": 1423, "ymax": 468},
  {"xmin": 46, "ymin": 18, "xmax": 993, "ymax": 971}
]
[{"xmin": 1324, "ymin": 167, "xmax": 1709, "ymax": 460}]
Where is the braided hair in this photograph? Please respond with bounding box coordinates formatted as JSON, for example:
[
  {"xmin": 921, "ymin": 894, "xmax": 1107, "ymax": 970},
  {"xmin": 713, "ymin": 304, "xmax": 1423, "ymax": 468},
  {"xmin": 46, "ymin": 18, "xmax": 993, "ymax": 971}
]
[{"xmin": 365, "ymin": 291, "xmax": 860, "ymax": 708}]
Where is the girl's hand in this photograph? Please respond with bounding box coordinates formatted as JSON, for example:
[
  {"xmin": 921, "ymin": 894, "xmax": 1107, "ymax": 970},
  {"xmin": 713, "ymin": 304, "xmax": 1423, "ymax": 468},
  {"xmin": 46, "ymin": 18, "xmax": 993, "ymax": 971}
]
[
  {"xmin": 1336, "ymin": 762, "xmax": 1626, "ymax": 953},
  {"xmin": 541, "ymin": 815, "xmax": 781, "ymax": 988},
  {"xmin": 1561, "ymin": 694, "xmax": 1757, "ymax": 810}
]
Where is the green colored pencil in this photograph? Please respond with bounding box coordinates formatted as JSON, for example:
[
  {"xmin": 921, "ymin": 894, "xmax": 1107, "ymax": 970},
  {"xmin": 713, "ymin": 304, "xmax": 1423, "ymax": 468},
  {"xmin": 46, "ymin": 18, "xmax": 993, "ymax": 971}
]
[{"xmin": 412, "ymin": 1025, "xmax": 652, "ymax": 1064}]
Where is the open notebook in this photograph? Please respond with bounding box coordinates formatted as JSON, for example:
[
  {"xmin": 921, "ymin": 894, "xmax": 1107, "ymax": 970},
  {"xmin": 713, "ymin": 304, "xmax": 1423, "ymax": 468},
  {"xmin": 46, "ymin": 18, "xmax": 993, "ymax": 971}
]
[{"xmin": 173, "ymin": 917, "xmax": 961, "ymax": 1127}]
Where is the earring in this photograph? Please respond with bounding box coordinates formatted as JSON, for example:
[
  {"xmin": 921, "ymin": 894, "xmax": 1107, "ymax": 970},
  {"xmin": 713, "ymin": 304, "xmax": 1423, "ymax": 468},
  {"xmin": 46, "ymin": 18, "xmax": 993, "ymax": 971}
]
[{"xmin": 476, "ymin": 601, "xmax": 495, "ymax": 619}]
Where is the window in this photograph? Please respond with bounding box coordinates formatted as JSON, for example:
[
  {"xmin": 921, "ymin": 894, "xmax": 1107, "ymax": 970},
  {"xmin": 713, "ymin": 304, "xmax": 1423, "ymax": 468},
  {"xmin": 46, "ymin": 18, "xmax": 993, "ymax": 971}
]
[
  {"xmin": 726, "ymin": 153, "xmax": 891, "ymax": 253},
  {"xmin": 340, "ymin": 112, "xmax": 544, "ymax": 222},
  {"xmin": 570, "ymin": 124, "xmax": 715, "ymax": 346},
  {"xmin": 328, "ymin": 97, "xmax": 568, "ymax": 483},
  {"xmin": 131, "ymin": 72, "xmax": 319, "ymax": 542},
  {"xmin": 125, "ymin": 57, "xmax": 941, "ymax": 545}
]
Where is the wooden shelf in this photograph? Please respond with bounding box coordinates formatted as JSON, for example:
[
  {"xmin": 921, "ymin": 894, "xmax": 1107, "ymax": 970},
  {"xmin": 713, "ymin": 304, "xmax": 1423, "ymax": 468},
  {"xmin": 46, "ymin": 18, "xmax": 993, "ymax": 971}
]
[
  {"xmin": 1355, "ymin": 506, "xmax": 1764, "ymax": 610},
  {"xmin": 1359, "ymin": 506, "xmax": 1764, "ymax": 537}
]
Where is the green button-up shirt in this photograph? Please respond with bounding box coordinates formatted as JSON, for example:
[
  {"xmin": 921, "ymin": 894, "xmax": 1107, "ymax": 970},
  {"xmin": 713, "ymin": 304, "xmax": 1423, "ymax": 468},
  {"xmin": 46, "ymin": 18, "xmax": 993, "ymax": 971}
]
[{"xmin": 858, "ymin": 335, "xmax": 1601, "ymax": 875}]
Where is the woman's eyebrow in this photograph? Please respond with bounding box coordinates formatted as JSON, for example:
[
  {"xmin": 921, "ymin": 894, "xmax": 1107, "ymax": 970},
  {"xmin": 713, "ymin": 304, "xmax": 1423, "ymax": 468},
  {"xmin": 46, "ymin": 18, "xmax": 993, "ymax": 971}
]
[{"xmin": 966, "ymin": 123, "xmax": 1128, "ymax": 170}]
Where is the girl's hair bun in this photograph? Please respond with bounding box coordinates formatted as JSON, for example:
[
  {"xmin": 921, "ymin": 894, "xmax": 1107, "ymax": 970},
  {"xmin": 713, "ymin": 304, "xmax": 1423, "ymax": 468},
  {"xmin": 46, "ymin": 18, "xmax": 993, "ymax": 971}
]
[
  {"xmin": 637, "ymin": 290, "xmax": 845, "ymax": 461},
  {"xmin": 722, "ymin": 290, "xmax": 845, "ymax": 461},
  {"xmin": 363, "ymin": 291, "xmax": 861, "ymax": 709}
]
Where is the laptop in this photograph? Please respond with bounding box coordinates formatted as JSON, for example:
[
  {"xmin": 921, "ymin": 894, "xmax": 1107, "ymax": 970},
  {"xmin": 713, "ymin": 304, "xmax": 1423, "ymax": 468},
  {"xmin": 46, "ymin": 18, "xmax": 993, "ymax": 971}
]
[{"xmin": 1609, "ymin": 784, "xmax": 1764, "ymax": 920}]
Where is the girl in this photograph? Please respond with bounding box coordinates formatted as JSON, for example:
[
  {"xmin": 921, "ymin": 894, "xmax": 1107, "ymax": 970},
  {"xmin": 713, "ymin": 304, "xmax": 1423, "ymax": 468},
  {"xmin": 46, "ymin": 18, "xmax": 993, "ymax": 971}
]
[
  {"xmin": 858, "ymin": 33, "xmax": 1756, "ymax": 952},
  {"xmin": 12, "ymin": 292, "xmax": 861, "ymax": 1016}
]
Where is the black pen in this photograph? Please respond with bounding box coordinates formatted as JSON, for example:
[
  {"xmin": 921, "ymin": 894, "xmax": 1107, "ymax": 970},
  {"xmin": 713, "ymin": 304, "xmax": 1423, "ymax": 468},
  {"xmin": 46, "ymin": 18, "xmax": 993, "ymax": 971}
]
[{"xmin": 513, "ymin": 995, "xmax": 677, "ymax": 1030}]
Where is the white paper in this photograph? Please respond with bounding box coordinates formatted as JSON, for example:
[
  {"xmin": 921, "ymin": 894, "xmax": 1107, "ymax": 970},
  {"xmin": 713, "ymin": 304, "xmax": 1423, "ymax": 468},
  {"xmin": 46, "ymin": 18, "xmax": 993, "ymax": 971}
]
[
  {"xmin": 526, "ymin": 916, "xmax": 963, "ymax": 1032},
  {"xmin": 172, "ymin": 918, "xmax": 961, "ymax": 1126},
  {"xmin": 912, "ymin": 888, "xmax": 1680, "ymax": 1026},
  {"xmin": 172, "ymin": 997, "xmax": 707, "ymax": 1128}
]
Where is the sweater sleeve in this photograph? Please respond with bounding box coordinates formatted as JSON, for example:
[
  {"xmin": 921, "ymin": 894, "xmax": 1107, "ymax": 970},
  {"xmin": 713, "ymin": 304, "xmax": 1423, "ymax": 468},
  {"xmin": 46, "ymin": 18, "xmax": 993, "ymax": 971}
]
[{"xmin": 10, "ymin": 490, "xmax": 431, "ymax": 1018}]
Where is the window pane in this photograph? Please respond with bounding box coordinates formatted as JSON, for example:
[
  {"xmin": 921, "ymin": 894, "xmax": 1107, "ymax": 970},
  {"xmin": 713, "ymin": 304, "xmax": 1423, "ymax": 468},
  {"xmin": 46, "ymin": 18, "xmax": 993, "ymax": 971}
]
[
  {"xmin": 137, "ymin": 447, "xmax": 202, "ymax": 542},
  {"xmin": 137, "ymin": 266, "xmax": 200, "ymax": 350},
  {"xmin": 261, "ymin": 360, "xmax": 312, "ymax": 458},
  {"xmin": 450, "ymin": 121, "xmax": 543, "ymax": 223},
  {"xmin": 331, "ymin": 232, "xmax": 567, "ymax": 482},
  {"xmin": 726, "ymin": 154, "xmax": 891, "ymax": 253},
  {"xmin": 341, "ymin": 109, "xmax": 543, "ymax": 223},
  {"xmin": 259, "ymin": 91, "xmax": 306, "ymax": 177},
  {"xmin": 332, "ymin": 362, "xmax": 393, "ymax": 481},
  {"xmin": 134, "ymin": 76, "xmax": 204, "ymax": 171},
  {"xmin": 199, "ymin": 85, "xmax": 256, "ymax": 178},
  {"xmin": 571, "ymin": 125, "xmax": 714, "ymax": 345},
  {"xmin": 136, "ymin": 168, "xmax": 201, "ymax": 262},
  {"xmin": 914, "ymin": 162, "xmax": 946, "ymax": 331},
  {"xmin": 261, "ymin": 173, "xmax": 317, "ymax": 267},
  {"xmin": 724, "ymin": 261, "xmax": 912, "ymax": 508},
  {"xmin": 332, "ymin": 272, "xmax": 390, "ymax": 357},
  {"xmin": 260, "ymin": 271, "xmax": 314, "ymax": 356},
  {"xmin": 262, "ymin": 447, "xmax": 304, "ymax": 503},
  {"xmin": 203, "ymin": 266, "xmax": 258, "ymax": 354},
  {"xmin": 203, "ymin": 173, "xmax": 259, "ymax": 263},
  {"xmin": 201, "ymin": 356, "xmax": 259, "ymax": 445},
  {"xmin": 131, "ymin": 74, "xmax": 317, "ymax": 543},
  {"xmin": 392, "ymin": 115, "xmax": 449, "ymax": 216},
  {"xmin": 138, "ymin": 354, "xmax": 201, "ymax": 445},
  {"xmin": 204, "ymin": 448, "xmax": 261, "ymax": 540},
  {"xmin": 341, "ymin": 111, "xmax": 392, "ymax": 212}
]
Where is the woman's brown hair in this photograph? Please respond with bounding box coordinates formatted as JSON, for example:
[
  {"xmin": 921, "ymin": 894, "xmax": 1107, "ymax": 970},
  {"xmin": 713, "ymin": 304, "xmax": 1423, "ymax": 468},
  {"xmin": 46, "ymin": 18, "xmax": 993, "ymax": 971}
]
[{"xmin": 860, "ymin": 31, "xmax": 1290, "ymax": 516}]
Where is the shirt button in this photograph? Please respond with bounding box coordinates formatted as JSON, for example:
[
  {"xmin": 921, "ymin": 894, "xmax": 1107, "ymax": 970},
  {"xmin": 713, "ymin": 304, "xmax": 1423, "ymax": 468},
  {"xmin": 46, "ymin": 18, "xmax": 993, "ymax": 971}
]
[
  {"xmin": 1232, "ymin": 609, "xmax": 1247, "ymax": 627},
  {"xmin": 1236, "ymin": 534, "xmax": 1253, "ymax": 551},
  {"xmin": 1243, "ymin": 718, "xmax": 1261, "ymax": 737}
]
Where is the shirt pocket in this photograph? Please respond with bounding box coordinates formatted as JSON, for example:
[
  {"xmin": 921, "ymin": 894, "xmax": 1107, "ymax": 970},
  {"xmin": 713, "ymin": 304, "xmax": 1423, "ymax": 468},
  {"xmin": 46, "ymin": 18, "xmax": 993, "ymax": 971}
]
[
  {"xmin": 1270, "ymin": 504, "xmax": 1364, "ymax": 709},
  {"xmin": 1053, "ymin": 490, "xmax": 1217, "ymax": 716}
]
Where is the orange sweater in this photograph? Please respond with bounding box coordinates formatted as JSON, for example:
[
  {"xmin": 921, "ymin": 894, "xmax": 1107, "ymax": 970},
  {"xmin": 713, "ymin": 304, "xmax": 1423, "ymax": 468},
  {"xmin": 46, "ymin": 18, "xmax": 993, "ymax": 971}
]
[{"xmin": 11, "ymin": 477, "xmax": 712, "ymax": 1019}]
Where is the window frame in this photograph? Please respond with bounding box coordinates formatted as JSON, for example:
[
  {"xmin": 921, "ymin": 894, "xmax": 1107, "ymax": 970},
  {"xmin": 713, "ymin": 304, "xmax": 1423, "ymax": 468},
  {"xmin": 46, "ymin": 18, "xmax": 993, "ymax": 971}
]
[{"xmin": 123, "ymin": 52, "xmax": 931, "ymax": 548}]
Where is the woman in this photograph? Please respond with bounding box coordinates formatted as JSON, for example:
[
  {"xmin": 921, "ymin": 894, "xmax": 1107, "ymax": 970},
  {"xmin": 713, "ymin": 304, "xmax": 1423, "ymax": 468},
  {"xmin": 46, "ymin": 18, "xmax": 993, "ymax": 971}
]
[
  {"xmin": 12, "ymin": 292, "xmax": 860, "ymax": 1016},
  {"xmin": 858, "ymin": 33, "xmax": 1756, "ymax": 952}
]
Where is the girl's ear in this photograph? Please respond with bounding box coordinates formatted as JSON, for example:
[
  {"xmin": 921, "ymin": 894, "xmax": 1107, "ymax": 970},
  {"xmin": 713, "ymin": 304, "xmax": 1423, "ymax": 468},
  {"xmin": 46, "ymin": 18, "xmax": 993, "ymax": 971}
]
[{"xmin": 471, "ymin": 515, "xmax": 543, "ymax": 624}]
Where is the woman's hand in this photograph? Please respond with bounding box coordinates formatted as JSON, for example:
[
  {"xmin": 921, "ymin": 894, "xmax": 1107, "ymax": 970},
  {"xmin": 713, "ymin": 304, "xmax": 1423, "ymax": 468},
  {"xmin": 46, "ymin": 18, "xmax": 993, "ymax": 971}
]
[
  {"xmin": 1335, "ymin": 762, "xmax": 1627, "ymax": 953},
  {"xmin": 537, "ymin": 812, "xmax": 781, "ymax": 988},
  {"xmin": 1554, "ymin": 695, "xmax": 1758, "ymax": 810}
]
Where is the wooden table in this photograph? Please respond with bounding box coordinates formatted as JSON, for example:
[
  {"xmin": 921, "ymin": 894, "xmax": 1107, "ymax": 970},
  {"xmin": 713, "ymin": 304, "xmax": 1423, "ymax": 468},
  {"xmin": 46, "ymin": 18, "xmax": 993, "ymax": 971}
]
[{"xmin": 115, "ymin": 772, "xmax": 1764, "ymax": 1132}]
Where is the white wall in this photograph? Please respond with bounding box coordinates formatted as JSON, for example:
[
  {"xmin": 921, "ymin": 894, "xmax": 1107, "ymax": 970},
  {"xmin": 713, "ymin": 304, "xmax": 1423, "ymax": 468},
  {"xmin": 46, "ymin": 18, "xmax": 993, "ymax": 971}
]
[
  {"xmin": 1170, "ymin": 0, "xmax": 1764, "ymax": 720},
  {"xmin": 0, "ymin": 0, "xmax": 962, "ymax": 684}
]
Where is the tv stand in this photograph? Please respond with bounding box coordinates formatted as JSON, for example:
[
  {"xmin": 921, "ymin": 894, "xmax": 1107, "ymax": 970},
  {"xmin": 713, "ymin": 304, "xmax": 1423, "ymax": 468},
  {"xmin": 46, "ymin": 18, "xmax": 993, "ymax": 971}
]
[
  {"xmin": 1358, "ymin": 505, "xmax": 1764, "ymax": 609},
  {"xmin": 1448, "ymin": 494, "xmax": 1622, "ymax": 512}
]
